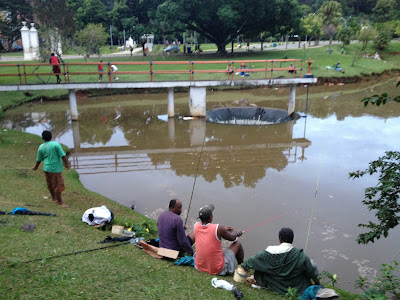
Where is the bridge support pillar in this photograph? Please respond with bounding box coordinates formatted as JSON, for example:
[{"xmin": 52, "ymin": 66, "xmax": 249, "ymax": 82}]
[
  {"xmin": 189, "ymin": 87, "xmax": 206, "ymax": 117},
  {"xmin": 190, "ymin": 119, "xmax": 206, "ymax": 146},
  {"xmin": 168, "ymin": 118, "xmax": 175, "ymax": 142},
  {"xmin": 168, "ymin": 88, "xmax": 174, "ymax": 117},
  {"xmin": 69, "ymin": 89, "xmax": 79, "ymax": 121},
  {"xmin": 71, "ymin": 120, "xmax": 81, "ymax": 149},
  {"xmin": 288, "ymin": 85, "xmax": 296, "ymax": 115}
]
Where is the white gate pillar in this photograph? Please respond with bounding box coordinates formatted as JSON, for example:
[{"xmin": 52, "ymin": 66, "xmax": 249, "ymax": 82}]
[
  {"xmin": 21, "ymin": 22, "xmax": 32, "ymax": 61},
  {"xmin": 189, "ymin": 87, "xmax": 206, "ymax": 117},
  {"xmin": 29, "ymin": 23, "xmax": 40, "ymax": 60}
]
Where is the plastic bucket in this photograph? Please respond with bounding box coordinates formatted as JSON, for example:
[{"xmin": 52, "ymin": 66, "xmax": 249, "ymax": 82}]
[
  {"xmin": 111, "ymin": 225, "xmax": 124, "ymax": 235},
  {"xmin": 233, "ymin": 266, "xmax": 248, "ymax": 283}
]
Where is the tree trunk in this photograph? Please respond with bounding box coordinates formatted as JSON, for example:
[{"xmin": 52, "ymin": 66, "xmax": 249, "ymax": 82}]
[
  {"xmin": 285, "ymin": 35, "xmax": 289, "ymax": 49},
  {"xmin": 216, "ymin": 42, "xmax": 227, "ymax": 54},
  {"xmin": 329, "ymin": 36, "xmax": 333, "ymax": 52},
  {"xmin": 298, "ymin": 37, "xmax": 301, "ymax": 48},
  {"xmin": 231, "ymin": 40, "xmax": 234, "ymax": 53},
  {"xmin": 260, "ymin": 40, "xmax": 264, "ymax": 52}
]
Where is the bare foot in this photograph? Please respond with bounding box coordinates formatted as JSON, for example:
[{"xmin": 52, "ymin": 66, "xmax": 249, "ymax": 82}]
[
  {"xmin": 58, "ymin": 203, "xmax": 70, "ymax": 207},
  {"xmin": 52, "ymin": 199, "xmax": 58, "ymax": 203}
]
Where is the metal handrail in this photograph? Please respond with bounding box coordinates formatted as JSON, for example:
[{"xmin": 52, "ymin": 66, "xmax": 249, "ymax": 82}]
[{"xmin": 0, "ymin": 59, "xmax": 307, "ymax": 84}]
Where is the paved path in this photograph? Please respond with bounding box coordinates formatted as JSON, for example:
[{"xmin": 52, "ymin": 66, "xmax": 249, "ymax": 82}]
[{"xmin": 0, "ymin": 41, "xmax": 342, "ymax": 62}]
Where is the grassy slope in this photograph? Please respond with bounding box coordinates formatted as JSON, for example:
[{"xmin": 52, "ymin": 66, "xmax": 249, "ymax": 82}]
[{"xmin": 0, "ymin": 129, "xmax": 328, "ymax": 300}]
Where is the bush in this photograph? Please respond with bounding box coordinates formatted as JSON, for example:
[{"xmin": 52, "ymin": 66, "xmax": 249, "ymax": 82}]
[
  {"xmin": 374, "ymin": 29, "xmax": 392, "ymax": 50},
  {"xmin": 355, "ymin": 261, "xmax": 400, "ymax": 299}
]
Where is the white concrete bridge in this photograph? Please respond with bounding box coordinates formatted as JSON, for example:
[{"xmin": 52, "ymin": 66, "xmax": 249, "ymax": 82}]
[{"xmin": 0, "ymin": 78, "xmax": 317, "ymax": 120}]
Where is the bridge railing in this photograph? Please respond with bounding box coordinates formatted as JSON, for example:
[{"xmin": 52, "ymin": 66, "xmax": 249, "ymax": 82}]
[{"xmin": 0, "ymin": 59, "xmax": 308, "ymax": 85}]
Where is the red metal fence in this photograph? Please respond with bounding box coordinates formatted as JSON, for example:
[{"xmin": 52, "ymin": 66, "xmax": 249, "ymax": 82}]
[{"xmin": 0, "ymin": 59, "xmax": 311, "ymax": 85}]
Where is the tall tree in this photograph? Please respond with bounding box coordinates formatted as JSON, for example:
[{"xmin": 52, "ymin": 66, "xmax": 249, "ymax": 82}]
[
  {"xmin": 75, "ymin": 23, "xmax": 109, "ymax": 57},
  {"xmin": 0, "ymin": 0, "xmax": 32, "ymax": 52},
  {"xmin": 373, "ymin": 0, "xmax": 397, "ymax": 23},
  {"xmin": 302, "ymin": 13, "xmax": 323, "ymax": 46},
  {"xmin": 274, "ymin": 0, "xmax": 303, "ymax": 49},
  {"xmin": 74, "ymin": 0, "xmax": 109, "ymax": 30},
  {"xmin": 159, "ymin": 0, "xmax": 285, "ymax": 54},
  {"xmin": 34, "ymin": 0, "xmax": 76, "ymax": 33},
  {"xmin": 318, "ymin": 1, "xmax": 342, "ymax": 52},
  {"xmin": 111, "ymin": 0, "xmax": 138, "ymax": 32},
  {"xmin": 357, "ymin": 25, "xmax": 377, "ymax": 50},
  {"xmin": 34, "ymin": 0, "xmax": 77, "ymax": 59}
]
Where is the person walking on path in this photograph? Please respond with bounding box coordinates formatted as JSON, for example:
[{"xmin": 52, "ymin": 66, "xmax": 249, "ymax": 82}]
[
  {"xmin": 32, "ymin": 131, "xmax": 70, "ymax": 207},
  {"xmin": 50, "ymin": 53, "xmax": 62, "ymax": 84},
  {"xmin": 194, "ymin": 204, "xmax": 244, "ymax": 275}
]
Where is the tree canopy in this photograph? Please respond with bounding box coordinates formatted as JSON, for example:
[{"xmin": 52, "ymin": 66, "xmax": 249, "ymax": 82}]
[
  {"xmin": 158, "ymin": 0, "xmax": 304, "ymax": 53},
  {"xmin": 0, "ymin": 0, "xmax": 32, "ymax": 51},
  {"xmin": 1, "ymin": 0, "xmax": 398, "ymax": 54},
  {"xmin": 318, "ymin": 1, "xmax": 342, "ymax": 52}
]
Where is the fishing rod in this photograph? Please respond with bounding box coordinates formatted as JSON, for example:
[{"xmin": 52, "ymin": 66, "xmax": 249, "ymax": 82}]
[
  {"xmin": 22, "ymin": 241, "xmax": 131, "ymax": 264},
  {"xmin": 184, "ymin": 131, "xmax": 206, "ymax": 227},
  {"xmin": 242, "ymin": 212, "xmax": 291, "ymax": 233}
]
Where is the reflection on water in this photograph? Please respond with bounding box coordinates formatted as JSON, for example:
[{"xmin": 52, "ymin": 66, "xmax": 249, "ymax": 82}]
[{"xmin": 2, "ymin": 77, "xmax": 400, "ymax": 292}]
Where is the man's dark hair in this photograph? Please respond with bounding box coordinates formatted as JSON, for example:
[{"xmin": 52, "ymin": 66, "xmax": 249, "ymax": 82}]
[
  {"xmin": 279, "ymin": 227, "xmax": 294, "ymax": 243},
  {"xmin": 42, "ymin": 131, "xmax": 52, "ymax": 142},
  {"xmin": 169, "ymin": 199, "xmax": 177, "ymax": 209},
  {"xmin": 199, "ymin": 215, "xmax": 211, "ymax": 222}
]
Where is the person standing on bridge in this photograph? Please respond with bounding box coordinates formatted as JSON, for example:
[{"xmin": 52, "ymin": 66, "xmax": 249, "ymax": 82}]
[
  {"xmin": 110, "ymin": 64, "xmax": 119, "ymax": 81},
  {"xmin": 32, "ymin": 131, "xmax": 70, "ymax": 207},
  {"xmin": 98, "ymin": 60, "xmax": 104, "ymax": 82},
  {"xmin": 50, "ymin": 53, "xmax": 62, "ymax": 84}
]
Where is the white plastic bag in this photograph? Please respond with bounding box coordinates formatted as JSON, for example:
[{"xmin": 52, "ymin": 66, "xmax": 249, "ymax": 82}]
[{"xmin": 82, "ymin": 205, "xmax": 113, "ymax": 226}]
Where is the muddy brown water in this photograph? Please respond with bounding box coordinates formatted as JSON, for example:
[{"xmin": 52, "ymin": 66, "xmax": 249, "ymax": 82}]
[{"xmin": 2, "ymin": 77, "xmax": 400, "ymax": 292}]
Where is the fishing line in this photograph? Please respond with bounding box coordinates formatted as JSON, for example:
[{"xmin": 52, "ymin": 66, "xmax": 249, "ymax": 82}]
[
  {"xmin": 22, "ymin": 241, "xmax": 131, "ymax": 264},
  {"xmin": 390, "ymin": 247, "xmax": 400, "ymax": 263},
  {"xmin": 184, "ymin": 131, "xmax": 206, "ymax": 227},
  {"xmin": 32, "ymin": 65, "xmax": 46, "ymax": 84},
  {"xmin": 242, "ymin": 212, "xmax": 291, "ymax": 233},
  {"xmin": 304, "ymin": 86, "xmax": 333, "ymax": 254}
]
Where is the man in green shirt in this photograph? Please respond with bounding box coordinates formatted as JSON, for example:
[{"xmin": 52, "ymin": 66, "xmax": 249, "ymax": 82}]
[
  {"xmin": 241, "ymin": 227, "xmax": 320, "ymax": 295},
  {"xmin": 32, "ymin": 131, "xmax": 70, "ymax": 207}
]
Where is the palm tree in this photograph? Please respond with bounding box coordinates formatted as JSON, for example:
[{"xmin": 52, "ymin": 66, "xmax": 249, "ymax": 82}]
[{"xmin": 318, "ymin": 1, "xmax": 342, "ymax": 53}]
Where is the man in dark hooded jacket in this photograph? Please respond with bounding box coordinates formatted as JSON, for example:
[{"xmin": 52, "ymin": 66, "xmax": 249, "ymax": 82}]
[{"xmin": 241, "ymin": 227, "xmax": 320, "ymax": 295}]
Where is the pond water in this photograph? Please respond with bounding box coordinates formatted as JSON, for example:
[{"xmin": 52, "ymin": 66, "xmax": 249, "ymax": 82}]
[{"xmin": 2, "ymin": 77, "xmax": 400, "ymax": 292}]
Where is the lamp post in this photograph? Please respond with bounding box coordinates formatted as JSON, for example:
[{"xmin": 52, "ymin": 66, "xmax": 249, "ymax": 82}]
[
  {"xmin": 110, "ymin": 25, "xmax": 113, "ymax": 49},
  {"xmin": 123, "ymin": 29, "xmax": 126, "ymax": 49}
]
